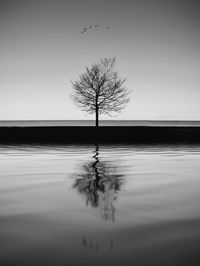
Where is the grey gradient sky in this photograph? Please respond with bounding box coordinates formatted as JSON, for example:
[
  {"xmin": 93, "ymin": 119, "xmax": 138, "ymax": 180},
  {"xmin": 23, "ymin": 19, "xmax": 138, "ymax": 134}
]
[{"xmin": 0, "ymin": 0, "xmax": 200, "ymax": 120}]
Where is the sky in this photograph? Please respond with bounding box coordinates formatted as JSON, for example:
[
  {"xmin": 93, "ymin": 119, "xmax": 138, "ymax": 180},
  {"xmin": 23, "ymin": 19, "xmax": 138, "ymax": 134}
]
[{"xmin": 0, "ymin": 0, "xmax": 200, "ymax": 120}]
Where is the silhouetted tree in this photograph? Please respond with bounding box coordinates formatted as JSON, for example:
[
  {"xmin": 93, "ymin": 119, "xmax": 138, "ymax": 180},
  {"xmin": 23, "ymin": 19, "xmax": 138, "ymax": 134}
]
[{"xmin": 70, "ymin": 57, "xmax": 130, "ymax": 127}]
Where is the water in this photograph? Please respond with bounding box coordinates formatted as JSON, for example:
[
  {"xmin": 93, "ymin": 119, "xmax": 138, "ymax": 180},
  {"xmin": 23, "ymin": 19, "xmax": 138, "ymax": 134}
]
[
  {"xmin": 0, "ymin": 120, "xmax": 200, "ymax": 127},
  {"xmin": 0, "ymin": 144, "xmax": 200, "ymax": 266}
]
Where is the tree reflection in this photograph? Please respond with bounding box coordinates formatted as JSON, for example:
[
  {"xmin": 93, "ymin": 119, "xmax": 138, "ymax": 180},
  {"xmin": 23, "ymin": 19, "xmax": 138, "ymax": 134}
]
[{"xmin": 73, "ymin": 145, "xmax": 124, "ymax": 222}]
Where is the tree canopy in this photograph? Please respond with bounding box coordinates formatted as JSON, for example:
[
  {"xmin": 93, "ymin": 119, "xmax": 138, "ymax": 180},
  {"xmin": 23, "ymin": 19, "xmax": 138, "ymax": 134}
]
[{"xmin": 70, "ymin": 57, "xmax": 130, "ymax": 126}]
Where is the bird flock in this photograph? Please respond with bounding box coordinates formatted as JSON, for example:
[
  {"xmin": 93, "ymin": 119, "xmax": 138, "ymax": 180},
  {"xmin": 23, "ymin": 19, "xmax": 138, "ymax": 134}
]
[{"xmin": 81, "ymin": 25, "xmax": 110, "ymax": 34}]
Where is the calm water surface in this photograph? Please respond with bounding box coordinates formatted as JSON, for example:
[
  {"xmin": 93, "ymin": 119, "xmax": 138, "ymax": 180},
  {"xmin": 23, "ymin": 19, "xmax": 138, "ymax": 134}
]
[
  {"xmin": 0, "ymin": 144, "xmax": 200, "ymax": 266},
  {"xmin": 1, "ymin": 119, "xmax": 200, "ymax": 127}
]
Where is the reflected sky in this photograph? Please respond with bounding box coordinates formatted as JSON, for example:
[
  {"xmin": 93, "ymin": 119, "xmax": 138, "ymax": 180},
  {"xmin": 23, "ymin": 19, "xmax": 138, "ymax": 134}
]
[{"xmin": 0, "ymin": 144, "xmax": 200, "ymax": 265}]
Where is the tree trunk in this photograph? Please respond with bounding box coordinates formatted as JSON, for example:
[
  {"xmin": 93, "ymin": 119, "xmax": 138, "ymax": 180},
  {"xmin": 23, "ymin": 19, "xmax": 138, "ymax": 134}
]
[
  {"xmin": 95, "ymin": 107, "xmax": 99, "ymax": 127},
  {"xmin": 95, "ymin": 97, "xmax": 99, "ymax": 127}
]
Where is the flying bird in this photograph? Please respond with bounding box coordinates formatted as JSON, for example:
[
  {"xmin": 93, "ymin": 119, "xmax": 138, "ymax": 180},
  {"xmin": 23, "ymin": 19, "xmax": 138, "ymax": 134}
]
[
  {"xmin": 81, "ymin": 24, "xmax": 110, "ymax": 34},
  {"xmin": 81, "ymin": 27, "xmax": 87, "ymax": 34}
]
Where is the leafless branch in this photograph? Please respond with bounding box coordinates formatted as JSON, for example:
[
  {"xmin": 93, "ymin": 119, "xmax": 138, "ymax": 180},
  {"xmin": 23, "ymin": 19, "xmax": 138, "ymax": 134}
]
[{"xmin": 70, "ymin": 57, "xmax": 130, "ymax": 124}]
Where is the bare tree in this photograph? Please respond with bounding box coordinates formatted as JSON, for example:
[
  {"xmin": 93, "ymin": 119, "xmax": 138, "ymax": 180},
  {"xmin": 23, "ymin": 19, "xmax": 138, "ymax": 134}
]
[{"xmin": 70, "ymin": 57, "xmax": 130, "ymax": 127}]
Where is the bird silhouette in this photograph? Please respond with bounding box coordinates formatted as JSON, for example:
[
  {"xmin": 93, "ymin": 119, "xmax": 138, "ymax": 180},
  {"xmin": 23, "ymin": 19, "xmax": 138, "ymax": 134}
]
[
  {"xmin": 81, "ymin": 25, "xmax": 110, "ymax": 34},
  {"xmin": 81, "ymin": 27, "xmax": 87, "ymax": 34}
]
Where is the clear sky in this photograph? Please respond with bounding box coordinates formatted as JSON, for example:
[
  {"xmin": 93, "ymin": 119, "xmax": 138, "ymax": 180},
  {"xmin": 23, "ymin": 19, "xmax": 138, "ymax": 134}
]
[{"xmin": 0, "ymin": 0, "xmax": 200, "ymax": 120}]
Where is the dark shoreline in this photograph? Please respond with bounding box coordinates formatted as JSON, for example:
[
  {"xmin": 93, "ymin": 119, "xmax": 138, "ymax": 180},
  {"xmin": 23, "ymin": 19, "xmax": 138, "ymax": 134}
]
[{"xmin": 0, "ymin": 126, "xmax": 200, "ymax": 144}]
